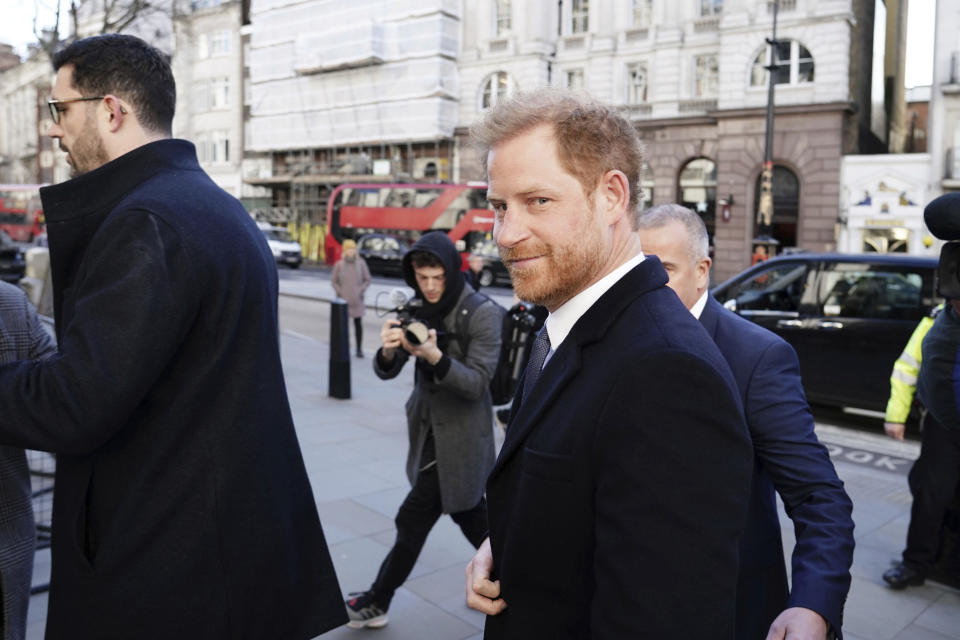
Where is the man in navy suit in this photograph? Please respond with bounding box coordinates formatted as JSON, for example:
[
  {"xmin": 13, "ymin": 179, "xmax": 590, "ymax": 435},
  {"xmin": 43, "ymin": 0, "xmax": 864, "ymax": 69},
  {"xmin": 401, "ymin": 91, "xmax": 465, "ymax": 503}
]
[
  {"xmin": 638, "ymin": 204, "xmax": 855, "ymax": 640},
  {"xmin": 464, "ymin": 89, "xmax": 754, "ymax": 638}
]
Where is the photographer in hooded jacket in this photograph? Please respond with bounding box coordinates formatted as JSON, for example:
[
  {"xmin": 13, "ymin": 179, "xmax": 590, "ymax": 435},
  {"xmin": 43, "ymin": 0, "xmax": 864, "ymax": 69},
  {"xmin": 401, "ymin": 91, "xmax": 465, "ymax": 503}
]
[{"xmin": 343, "ymin": 231, "xmax": 502, "ymax": 629}]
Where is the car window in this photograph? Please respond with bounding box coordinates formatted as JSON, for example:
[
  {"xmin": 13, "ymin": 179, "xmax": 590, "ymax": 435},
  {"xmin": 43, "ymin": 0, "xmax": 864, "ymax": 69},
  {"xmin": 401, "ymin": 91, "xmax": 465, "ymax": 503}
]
[
  {"xmin": 0, "ymin": 230, "xmax": 14, "ymax": 249},
  {"xmin": 716, "ymin": 262, "xmax": 809, "ymax": 313},
  {"xmin": 818, "ymin": 264, "xmax": 925, "ymax": 320},
  {"xmin": 263, "ymin": 228, "xmax": 293, "ymax": 242}
]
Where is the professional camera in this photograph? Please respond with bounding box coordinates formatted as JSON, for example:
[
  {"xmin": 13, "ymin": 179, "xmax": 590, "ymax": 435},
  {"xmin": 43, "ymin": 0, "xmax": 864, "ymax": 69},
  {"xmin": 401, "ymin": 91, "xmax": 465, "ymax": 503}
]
[
  {"xmin": 924, "ymin": 193, "xmax": 960, "ymax": 298},
  {"xmin": 395, "ymin": 299, "xmax": 430, "ymax": 345},
  {"xmin": 377, "ymin": 288, "xmax": 431, "ymax": 345}
]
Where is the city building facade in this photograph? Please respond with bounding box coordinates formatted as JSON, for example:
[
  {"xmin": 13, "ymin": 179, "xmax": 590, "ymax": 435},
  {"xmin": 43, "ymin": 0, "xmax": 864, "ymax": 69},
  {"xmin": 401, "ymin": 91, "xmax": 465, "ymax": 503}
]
[
  {"xmin": 172, "ymin": 0, "xmax": 250, "ymax": 198},
  {"xmin": 456, "ymin": 0, "xmax": 899, "ymax": 281},
  {"xmin": 0, "ymin": 51, "xmax": 67, "ymax": 185},
  {"xmin": 928, "ymin": 0, "xmax": 960, "ymax": 195},
  {"xmin": 244, "ymin": 0, "xmax": 462, "ymax": 230}
]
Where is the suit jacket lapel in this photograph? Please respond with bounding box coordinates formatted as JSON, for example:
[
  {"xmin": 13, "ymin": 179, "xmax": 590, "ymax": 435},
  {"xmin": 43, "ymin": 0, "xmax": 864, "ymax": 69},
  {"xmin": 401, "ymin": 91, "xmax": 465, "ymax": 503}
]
[
  {"xmin": 699, "ymin": 293, "xmax": 722, "ymax": 340},
  {"xmin": 489, "ymin": 257, "xmax": 670, "ymax": 481}
]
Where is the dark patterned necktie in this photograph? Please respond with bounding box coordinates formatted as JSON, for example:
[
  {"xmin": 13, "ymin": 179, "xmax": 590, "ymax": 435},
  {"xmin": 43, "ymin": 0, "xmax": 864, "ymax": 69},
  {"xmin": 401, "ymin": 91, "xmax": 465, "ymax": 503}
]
[{"xmin": 522, "ymin": 328, "xmax": 551, "ymax": 399}]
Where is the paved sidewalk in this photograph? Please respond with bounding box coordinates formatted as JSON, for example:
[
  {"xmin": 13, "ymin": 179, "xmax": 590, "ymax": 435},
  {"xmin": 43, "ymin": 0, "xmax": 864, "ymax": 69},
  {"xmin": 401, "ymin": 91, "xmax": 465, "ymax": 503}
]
[{"xmin": 24, "ymin": 323, "xmax": 960, "ymax": 639}]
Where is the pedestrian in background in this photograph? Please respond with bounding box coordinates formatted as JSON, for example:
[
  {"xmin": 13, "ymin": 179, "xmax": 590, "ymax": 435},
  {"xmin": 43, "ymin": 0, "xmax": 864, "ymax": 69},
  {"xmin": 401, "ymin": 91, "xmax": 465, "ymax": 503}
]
[
  {"xmin": 0, "ymin": 281, "xmax": 56, "ymax": 640},
  {"xmin": 0, "ymin": 34, "xmax": 345, "ymax": 637},
  {"xmin": 464, "ymin": 253, "xmax": 484, "ymax": 290},
  {"xmin": 884, "ymin": 305, "xmax": 942, "ymax": 441},
  {"xmin": 332, "ymin": 238, "xmax": 371, "ymax": 358},
  {"xmin": 884, "ymin": 193, "xmax": 960, "ymax": 590}
]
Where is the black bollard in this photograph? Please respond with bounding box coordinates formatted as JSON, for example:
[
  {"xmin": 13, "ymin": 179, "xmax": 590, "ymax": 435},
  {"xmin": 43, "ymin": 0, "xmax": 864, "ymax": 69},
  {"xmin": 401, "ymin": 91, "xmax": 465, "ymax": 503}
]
[{"xmin": 329, "ymin": 299, "xmax": 351, "ymax": 399}]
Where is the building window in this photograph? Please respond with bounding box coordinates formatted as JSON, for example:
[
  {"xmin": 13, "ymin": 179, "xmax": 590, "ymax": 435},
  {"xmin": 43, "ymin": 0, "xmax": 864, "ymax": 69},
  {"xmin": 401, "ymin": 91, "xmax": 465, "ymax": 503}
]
[
  {"xmin": 565, "ymin": 68, "xmax": 585, "ymax": 90},
  {"xmin": 679, "ymin": 158, "xmax": 717, "ymax": 245},
  {"xmin": 750, "ymin": 40, "xmax": 815, "ymax": 87},
  {"xmin": 211, "ymin": 77, "xmax": 229, "ymax": 109},
  {"xmin": 198, "ymin": 131, "xmax": 231, "ymax": 164},
  {"xmin": 700, "ymin": 0, "xmax": 722, "ymax": 16},
  {"xmin": 695, "ymin": 54, "xmax": 719, "ymax": 98},
  {"xmin": 199, "ymin": 30, "xmax": 231, "ymax": 59},
  {"xmin": 633, "ymin": 0, "xmax": 652, "ymax": 26},
  {"xmin": 570, "ymin": 0, "xmax": 589, "ymax": 34},
  {"xmin": 481, "ymin": 71, "xmax": 512, "ymax": 109},
  {"xmin": 626, "ymin": 63, "xmax": 648, "ymax": 103},
  {"xmin": 495, "ymin": 0, "xmax": 511, "ymax": 37}
]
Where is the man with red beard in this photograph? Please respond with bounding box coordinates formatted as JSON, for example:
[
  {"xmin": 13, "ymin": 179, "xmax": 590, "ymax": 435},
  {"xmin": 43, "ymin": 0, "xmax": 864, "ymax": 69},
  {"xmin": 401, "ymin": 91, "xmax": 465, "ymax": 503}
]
[{"xmin": 464, "ymin": 89, "xmax": 754, "ymax": 639}]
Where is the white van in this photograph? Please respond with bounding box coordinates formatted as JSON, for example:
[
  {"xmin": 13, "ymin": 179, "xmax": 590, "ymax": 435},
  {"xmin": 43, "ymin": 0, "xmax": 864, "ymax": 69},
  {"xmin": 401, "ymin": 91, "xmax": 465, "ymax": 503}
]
[{"xmin": 257, "ymin": 222, "xmax": 302, "ymax": 269}]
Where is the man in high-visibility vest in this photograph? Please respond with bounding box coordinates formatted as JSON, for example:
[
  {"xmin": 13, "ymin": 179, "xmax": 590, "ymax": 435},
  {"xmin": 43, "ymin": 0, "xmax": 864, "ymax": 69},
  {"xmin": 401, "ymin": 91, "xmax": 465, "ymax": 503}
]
[{"xmin": 884, "ymin": 305, "xmax": 942, "ymax": 441}]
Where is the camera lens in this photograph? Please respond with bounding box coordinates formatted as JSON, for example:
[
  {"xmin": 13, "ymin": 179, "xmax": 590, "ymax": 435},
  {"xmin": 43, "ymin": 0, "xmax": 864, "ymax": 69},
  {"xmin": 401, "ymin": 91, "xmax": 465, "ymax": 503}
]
[{"xmin": 405, "ymin": 321, "xmax": 430, "ymax": 345}]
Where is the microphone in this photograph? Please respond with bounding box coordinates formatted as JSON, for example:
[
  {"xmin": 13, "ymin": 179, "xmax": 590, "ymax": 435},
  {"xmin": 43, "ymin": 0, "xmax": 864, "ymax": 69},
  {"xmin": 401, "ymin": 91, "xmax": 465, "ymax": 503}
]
[
  {"xmin": 924, "ymin": 193, "xmax": 960, "ymax": 241},
  {"xmin": 390, "ymin": 288, "xmax": 409, "ymax": 308},
  {"xmin": 925, "ymin": 193, "xmax": 960, "ymax": 298}
]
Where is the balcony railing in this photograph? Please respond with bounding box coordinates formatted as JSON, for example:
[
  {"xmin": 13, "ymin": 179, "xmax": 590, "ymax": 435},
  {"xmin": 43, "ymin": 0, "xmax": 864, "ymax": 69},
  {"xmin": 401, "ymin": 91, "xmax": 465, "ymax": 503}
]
[
  {"xmin": 767, "ymin": 0, "xmax": 797, "ymax": 13},
  {"xmin": 693, "ymin": 16, "xmax": 720, "ymax": 33},
  {"xmin": 623, "ymin": 103, "xmax": 653, "ymax": 118},
  {"xmin": 678, "ymin": 98, "xmax": 717, "ymax": 114}
]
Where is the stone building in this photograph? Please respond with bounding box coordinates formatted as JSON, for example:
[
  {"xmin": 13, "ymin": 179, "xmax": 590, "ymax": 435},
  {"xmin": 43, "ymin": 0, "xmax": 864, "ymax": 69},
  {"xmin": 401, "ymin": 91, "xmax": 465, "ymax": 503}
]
[
  {"xmin": 172, "ymin": 0, "xmax": 255, "ymax": 199},
  {"xmin": 928, "ymin": 0, "xmax": 960, "ymax": 195},
  {"xmin": 456, "ymin": 0, "xmax": 903, "ymax": 281},
  {"xmin": 0, "ymin": 50, "xmax": 67, "ymax": 185}
]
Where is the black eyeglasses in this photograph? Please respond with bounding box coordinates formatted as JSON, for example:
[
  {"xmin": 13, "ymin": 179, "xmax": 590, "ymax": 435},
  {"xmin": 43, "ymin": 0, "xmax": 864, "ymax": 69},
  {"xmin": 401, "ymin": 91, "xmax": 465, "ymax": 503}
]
[{"xmin": 47, "ymin": 96, "xmax": 105, "ymax": 124}]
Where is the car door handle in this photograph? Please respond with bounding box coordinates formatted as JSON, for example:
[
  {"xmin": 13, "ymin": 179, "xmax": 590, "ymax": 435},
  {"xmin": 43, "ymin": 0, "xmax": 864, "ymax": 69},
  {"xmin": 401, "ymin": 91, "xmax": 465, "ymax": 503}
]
[
  {"xmin": 776, "ymin": 319, "xmax": 805, "ymax": 328},
  {"xmin": 814, "ymin": 321, "xmax": 844, "ymax": 330}
]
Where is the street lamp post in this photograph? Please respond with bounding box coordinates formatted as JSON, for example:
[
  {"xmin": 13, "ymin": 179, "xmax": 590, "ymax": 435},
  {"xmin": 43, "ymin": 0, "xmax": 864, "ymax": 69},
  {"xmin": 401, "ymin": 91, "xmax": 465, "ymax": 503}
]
[{"xmin": 754, "ymin": 0, "xmax": 780, "ymax": 260}]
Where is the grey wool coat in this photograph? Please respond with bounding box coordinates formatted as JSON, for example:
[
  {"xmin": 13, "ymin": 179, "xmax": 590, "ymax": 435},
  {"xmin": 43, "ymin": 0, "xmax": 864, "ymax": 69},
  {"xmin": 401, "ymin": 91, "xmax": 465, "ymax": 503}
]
[
  {"xmin": 374, "ymin": 285, "xmax": 501, "ymax": 513},
  {"xmin": 0, "ymin": 281, "xmax": 56, "ymax": 640}
]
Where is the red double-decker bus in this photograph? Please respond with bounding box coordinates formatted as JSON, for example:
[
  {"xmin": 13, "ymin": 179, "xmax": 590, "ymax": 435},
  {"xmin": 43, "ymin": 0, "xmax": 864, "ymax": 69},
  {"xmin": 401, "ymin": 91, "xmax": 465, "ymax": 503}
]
[
  {"xmin": 324, "ymin": 183, "xmax": 494, "ymax": 265},
  {"xmin": 0, "ymin": 184, "xmax": 46, "ymax": 242}
]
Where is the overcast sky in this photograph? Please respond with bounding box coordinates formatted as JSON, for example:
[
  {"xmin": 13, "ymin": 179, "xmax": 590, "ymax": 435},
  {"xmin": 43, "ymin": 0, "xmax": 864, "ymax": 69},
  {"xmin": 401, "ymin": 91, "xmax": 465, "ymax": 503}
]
[{"xmin": 0, "ymin": 0, "xmax": 938, "ymax": 88}]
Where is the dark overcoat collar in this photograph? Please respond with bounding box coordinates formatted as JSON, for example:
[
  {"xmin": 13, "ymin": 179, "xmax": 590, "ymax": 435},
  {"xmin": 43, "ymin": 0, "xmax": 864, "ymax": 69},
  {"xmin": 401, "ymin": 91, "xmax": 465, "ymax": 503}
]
[
  {"xmin": 40, "ymin": 139, "xmax": 199, "ymax": 222},
  {"xmin": 490, "ymin": 256, "xmax": 670, "ymax": 480},
  {"xmin": 39, "ymin": 139, "xmax": 200, "ymax": 337}
]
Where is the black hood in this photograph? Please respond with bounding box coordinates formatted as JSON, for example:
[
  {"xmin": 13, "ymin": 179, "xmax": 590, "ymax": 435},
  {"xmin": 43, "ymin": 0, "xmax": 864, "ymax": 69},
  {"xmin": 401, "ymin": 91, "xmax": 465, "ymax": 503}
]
[{"xmin": 402, "ymin": 231, "xmax": 465, "ymax": 322}]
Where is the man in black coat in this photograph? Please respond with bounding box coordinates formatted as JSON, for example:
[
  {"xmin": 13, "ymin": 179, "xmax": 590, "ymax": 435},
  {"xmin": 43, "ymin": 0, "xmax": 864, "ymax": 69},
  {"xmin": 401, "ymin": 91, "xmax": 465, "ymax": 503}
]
[
  {"xmin": 0, "ymin": 35, "xmax": 345, "ymax": 638},
  {"xmin": 465, "ymin": 89, "xmax": 753, "ymax": 638},
  {"xmin": 638, "ymin": 205, "xmax": 855, "ymax": 640}
]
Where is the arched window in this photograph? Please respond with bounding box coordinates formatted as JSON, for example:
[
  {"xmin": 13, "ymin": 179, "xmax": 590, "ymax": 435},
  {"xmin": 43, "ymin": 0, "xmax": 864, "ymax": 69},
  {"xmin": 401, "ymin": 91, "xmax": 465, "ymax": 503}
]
[
  {"xmin": 480, "ymin": 71, "xmax": 512, "ymax": 109},
  {"xmin": 750, "ymin": 40, "xmax": 814, "ymax": 87},
  {"xmin": 753, "ymin": 165, "xmax": 799, "ymax": 248},
  {"xmin": 678, "ymin": 158, "xmax": 717, "ymax": 247}
]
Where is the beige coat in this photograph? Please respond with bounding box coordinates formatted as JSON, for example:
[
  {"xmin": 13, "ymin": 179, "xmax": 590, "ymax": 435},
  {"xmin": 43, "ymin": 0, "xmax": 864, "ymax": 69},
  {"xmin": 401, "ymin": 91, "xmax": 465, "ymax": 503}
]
[{"xmin": 331, "ymin": 257, "xmax": 371, "ymax": 318}]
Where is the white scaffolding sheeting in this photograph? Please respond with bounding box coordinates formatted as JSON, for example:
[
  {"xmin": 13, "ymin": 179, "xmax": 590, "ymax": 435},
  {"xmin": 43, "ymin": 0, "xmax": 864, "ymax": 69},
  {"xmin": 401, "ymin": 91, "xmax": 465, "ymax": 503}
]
[{"xmin": 247, "ymin": 0, "xmax": 461, "ymax": 151}]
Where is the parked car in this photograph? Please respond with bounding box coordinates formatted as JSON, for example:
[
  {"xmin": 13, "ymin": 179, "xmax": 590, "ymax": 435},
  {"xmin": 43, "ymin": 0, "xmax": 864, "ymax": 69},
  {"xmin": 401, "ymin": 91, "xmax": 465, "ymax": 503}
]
[
  {"xmin": 258, "ymin": 223, "xmax": 302, "ymax": 269},
  {"xmin": 0, "ymin": 230, "xmax": 26, "ymax": 283},
  {"xmin": 472, "ymin": 239, "xmax": 511, "ymax": 287},
  {"xmin": 711, "ymin": 252, "xmax": 940, "ymax": 416},
  {"xmin": 357, "ymin": 233, "xmax": 409, "ymax": 277}
]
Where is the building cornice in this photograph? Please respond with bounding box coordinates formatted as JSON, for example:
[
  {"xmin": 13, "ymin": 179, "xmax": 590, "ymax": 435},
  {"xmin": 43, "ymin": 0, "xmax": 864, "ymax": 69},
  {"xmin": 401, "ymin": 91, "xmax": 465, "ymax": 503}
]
[{"xmin": 711, "ymin": 101, "xmax": 857, "ymax": 119}]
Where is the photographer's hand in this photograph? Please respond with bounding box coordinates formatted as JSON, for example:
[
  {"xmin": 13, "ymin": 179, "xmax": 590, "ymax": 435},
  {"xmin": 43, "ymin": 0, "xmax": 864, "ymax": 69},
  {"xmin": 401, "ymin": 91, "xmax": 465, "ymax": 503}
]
[
  {"xmin": 401, "ymin": 329, "xmax": 443, "ymax": 365},
  {"xmin": 380, "ymin": 318, "xmax": 405, "ymax": 361}
]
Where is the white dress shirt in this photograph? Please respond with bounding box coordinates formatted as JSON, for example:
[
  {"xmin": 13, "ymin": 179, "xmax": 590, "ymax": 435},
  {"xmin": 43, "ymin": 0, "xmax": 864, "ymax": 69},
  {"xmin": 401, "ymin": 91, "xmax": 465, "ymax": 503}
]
[{"xmin": 541, "ymin": 252, "xmax": 646, "ymax": 365}]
